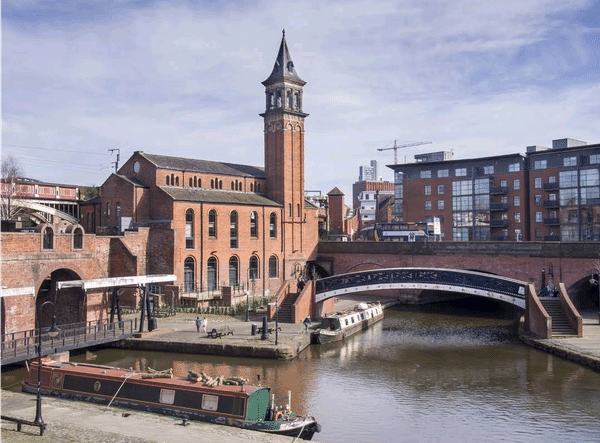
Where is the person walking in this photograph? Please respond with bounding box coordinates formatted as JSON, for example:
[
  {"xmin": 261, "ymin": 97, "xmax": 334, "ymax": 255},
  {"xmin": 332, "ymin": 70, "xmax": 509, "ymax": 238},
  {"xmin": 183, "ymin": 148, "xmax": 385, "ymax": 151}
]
[
  {"xmin": 303, "ymin": 315, "xmax": 311, "ymax": 333},
  {"xmin": 195, "ymin": 316, "xmax": 201, "ymax": 333},
  {"xmin": 201, "ymin": 317, "xmax": 207, "ymax": 333}
]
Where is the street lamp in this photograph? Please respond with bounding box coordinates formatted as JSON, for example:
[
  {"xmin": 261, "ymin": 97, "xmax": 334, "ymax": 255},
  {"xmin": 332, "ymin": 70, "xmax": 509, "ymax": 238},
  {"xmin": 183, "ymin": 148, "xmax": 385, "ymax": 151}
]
[
  {"xmin": 33, "ymin": 301, "xmax": 61, "ymax": 434},
  {"xmin": 245, "ymin": 291, "xmax": 250, "ymax": 322}
]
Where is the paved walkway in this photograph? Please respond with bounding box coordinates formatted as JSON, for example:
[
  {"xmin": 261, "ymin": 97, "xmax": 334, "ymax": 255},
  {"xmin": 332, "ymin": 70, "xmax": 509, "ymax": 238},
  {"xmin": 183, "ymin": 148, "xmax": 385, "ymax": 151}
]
[{"xmin": 519, "ymin": 310, "xmax": 600, "ymax": 372}]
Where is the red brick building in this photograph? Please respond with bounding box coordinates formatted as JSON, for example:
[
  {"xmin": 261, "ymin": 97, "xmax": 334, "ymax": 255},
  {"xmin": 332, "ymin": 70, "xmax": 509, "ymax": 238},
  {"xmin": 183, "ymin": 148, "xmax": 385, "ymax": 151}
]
[
  {"xmin": 1, "ymin": 32, "xmax": 319, "ymax": 335},
  {"xmin": 81, "ymin": 32, "xmax": 319, "ymax": 302}
]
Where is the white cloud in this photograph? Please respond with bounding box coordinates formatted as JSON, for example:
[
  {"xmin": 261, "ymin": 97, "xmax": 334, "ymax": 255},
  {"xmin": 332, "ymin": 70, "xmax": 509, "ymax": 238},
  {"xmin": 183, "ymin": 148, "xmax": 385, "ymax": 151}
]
[{"xmin": 2, "ymin": 0, "xmax": 599, "ymax": 195}]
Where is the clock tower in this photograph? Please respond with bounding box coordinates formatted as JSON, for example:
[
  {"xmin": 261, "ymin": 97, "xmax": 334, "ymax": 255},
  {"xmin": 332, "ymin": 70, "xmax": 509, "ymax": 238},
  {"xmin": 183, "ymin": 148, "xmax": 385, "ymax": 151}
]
[{"xmin": 261, "ymin": 31, "xmax": 311, "ymax": 277}]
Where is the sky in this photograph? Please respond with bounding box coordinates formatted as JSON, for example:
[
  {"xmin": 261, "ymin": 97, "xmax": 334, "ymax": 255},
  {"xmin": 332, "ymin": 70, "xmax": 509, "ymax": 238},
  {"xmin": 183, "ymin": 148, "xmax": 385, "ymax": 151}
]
[{"xmin": 2, "ymin": 0, "xmax": 600, "ymax": 198}]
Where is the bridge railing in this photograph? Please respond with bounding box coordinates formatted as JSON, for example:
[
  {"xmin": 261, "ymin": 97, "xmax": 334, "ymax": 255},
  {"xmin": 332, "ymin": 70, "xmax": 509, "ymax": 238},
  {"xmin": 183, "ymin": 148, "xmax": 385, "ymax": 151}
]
[
  {"xmin": 1, "ymin": 318, "xmax": 137, "ymax": 365},
  {"xmin": 558, "ymin": 282, "xmax": 583, "ymax": 337},
  {"xmin": 316, "ymin": 268, "xmax": 527, "ymax": 301},
  {"xmin": 526, "ymin": 284, "xmax": 551, "ymax": 339}
]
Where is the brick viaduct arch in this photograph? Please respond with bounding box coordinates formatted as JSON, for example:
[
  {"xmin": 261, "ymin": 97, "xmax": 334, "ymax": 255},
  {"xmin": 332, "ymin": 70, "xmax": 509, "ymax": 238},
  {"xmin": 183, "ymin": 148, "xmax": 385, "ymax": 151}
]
[
  {"xmin": 1, "ymin": 228, "xmax": 149, "ymax": 335},
  {"xmin": 314, "ymin": 241, "xmax": 600, "ymax": 310}
]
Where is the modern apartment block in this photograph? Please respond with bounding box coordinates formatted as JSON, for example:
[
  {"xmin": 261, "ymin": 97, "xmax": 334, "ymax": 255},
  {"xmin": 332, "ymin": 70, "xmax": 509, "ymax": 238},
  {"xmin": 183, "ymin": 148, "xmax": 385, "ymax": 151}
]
[{"xmin": 389, "ymin": 138, "xmax": 600, "ymax": 242}]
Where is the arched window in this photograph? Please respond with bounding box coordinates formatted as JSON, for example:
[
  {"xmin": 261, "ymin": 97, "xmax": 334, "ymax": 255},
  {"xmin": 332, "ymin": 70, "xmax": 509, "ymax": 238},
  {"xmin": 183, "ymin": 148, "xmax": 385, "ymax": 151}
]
[
  {"xmin": 268, "ymin": 255, "xmax": 278, "ymax": 278},
  {"xmin": 211, "ymin": 179, "xmax": 214, "ymax": 188},
  {"xmin": 269, "ymin": 213, "xmax": 277, "ymax": 239},
  {"xmin": 257, "ymin": 183, "xmax": 261, "ymax": 193},
  {"xmin": 194, "ymin": 177, "xmax": 198, "ymax": 187},
  {"xmin": 219, "ymin": 180, "xmax": 222, "ymax": 189},
  {"xmin": 229, "ymin": 256, "xmax": 239, "ymax": 287},
  {"xmin": 73, "ymin": 227, "xmax": 83, "ymax": 249},
  {"xmin": 189, "ymin": 178, "xmax": 193, "ymax": 187},
  {"xmin": 297, "ymin": 204, "xmax": 301, "ymax": 218},
  {"xmin": 288, "ymin": 204, "xmax": 292, "ymax": 218},
  {"xmin": 287, "ymin": 90, "xmax": 292, "ymax": 109},
  {"xmin": 166, "ymin": 175, "xmax": 170, "ymax": 185},
  {"xmin": 250, "ymin": 183, "xmax": 254, "ymax": 192},
  {"xmin": 175, "ymin": 176, "xmax": 179, "ymax": 186},
  {"xmin": 230, "ymin": 211, "xmax": 238, "ymax": 248},
  {"xmin": 185, "ymin": 209, "xmax": 194, "ymax": 249},
  {"xmin": 184, "ymin": 257, "xmax": 195, "ymax": 293},
  {"xmin": 250, "ymin": 211, "xmax": 258, "ymax": 238},
  {"xmin": 208, "ymin": 209, "xmax": 217, "ymax": 238},
  {"xmin": 171, "ymin": 174, "xmax": 175, "ymax": 186},
  {"xmin": 231, "ymin": 181, "xmax": 235, "ymax": 190},
  {"xmin": 43, "ymin": 227, "xmax": 53, "ymax": 250},
  {"xmin": 249, "ymin": 255, "xmax": 259, "ymax": 281},
  {"xmin": 294, "ymin": 92, "xmax": 299, "ymax": 109},
  {"xmin": 207, "ymin": 257, "xmax": 218, "ymax": 291}
]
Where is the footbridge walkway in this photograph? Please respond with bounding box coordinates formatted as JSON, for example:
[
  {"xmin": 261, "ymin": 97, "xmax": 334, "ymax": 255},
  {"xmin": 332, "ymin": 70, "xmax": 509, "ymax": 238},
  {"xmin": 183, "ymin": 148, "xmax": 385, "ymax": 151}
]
[
  {"xmin": 315, "ymin": 267, "xmax": 528, "ymax": 308},
  {"xmin": 1, "ymin": 318, "xmax": 138, "ymax": 366}
]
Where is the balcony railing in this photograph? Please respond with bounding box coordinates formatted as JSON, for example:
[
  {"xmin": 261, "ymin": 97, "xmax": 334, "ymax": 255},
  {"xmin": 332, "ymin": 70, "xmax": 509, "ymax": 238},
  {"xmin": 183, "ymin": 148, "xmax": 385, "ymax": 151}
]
[
  {"xmin": 543, "ymin": 218, "xmax": 560, "ymax": 226},
  {"xmin": 543, "ymin": 200, "xmax": 559, "ymax": 208},
  {"xmin": 543, "ymin": 182, "xmax": 559, "ymax": 191},
  {"xmin": 490, "ymin": 203, "xmax": 508, "ymax": 211},
  {"xmin": 490, "ymin": 219, "xmax": 509, "ymax": 227},
  {"xmin": 489, "ymin": 186, "xmax": 509, "ymax": 195}
]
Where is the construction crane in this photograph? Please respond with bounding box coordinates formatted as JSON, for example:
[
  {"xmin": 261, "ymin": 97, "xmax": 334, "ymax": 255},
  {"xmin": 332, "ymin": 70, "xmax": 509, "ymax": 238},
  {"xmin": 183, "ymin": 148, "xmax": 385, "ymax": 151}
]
[{"xmin": 378, "ymin": 140, "xmax": 432, "ymax": 164}]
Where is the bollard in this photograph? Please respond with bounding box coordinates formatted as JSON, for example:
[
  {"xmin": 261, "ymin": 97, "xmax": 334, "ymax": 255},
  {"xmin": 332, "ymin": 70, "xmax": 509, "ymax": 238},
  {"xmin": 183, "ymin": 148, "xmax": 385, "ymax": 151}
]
[
  {"xmin": 261, "ymin": 316, "xmax": 269, "ymax": 340},
  {"xmin": 251, "ymin": 323, "xmax": 257, "ymax": 336}
]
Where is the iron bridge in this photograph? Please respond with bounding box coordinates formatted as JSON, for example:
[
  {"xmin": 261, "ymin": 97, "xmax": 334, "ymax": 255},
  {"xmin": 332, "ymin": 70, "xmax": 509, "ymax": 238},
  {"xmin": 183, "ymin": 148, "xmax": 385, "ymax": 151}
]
[{"xmin": 315, "ymin": 267, "xmax": 528, "ymax": 308}]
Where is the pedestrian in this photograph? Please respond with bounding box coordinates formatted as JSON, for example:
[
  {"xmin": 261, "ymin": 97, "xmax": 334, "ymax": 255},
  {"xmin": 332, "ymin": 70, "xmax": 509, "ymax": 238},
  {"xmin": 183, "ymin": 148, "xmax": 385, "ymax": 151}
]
[
  {"xmin": 201, "ymin": 317, "xmax": 207, "ymax": 333},
  {"xmin": 195, "ymin": 316, "xmax": 201, "ymax": 333},
  {"xmin": 303, "ymin": 315, "xmax": 311, "ymax": 333}
]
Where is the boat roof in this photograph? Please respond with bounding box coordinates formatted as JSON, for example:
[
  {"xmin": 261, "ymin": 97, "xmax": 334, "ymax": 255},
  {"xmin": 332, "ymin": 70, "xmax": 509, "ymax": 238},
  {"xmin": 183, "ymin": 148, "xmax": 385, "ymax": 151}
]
[
  {"xmin": 38, "ymin": 361, "xmax": 265, "ymax": 397},
  {"xmin": 322, "ymin": 302, "xmax": 380, "ymax": 319}
]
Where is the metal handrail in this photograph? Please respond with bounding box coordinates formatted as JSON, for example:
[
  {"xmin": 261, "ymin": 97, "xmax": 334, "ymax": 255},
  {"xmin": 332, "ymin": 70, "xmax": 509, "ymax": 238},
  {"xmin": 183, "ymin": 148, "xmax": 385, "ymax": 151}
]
[{"xmin": 1, "ymin": 318, "xmax": 137, "ymax": 364}]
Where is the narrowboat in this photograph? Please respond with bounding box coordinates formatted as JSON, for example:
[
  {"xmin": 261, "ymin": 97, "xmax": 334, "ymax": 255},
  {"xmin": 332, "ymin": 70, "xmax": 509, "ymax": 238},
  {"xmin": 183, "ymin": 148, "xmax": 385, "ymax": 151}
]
[
  {"xmin": 22, "ymin": 360, "xmax": 320, "ymax": 440},
  {"xmin": 312, "ymin": 302, "xmax": 384, "ymax": 344}
]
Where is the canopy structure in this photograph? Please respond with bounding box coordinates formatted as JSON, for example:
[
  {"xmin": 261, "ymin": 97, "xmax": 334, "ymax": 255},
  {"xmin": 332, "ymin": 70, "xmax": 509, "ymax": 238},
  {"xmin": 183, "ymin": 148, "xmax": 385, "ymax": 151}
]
[
  {"xmin": 0, "ymin": 287, "xmax": 35, "ymax": 298},
  {"xmin": 56, "ymin": 274, "xmax": 177, "ymax": 291}
]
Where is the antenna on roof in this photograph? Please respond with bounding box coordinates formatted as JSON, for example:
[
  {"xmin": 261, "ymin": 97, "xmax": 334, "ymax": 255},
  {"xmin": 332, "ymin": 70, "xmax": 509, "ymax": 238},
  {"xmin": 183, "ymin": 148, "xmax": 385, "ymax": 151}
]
[{"xmin": 109, "ymin": 149, "xmax": 120, "ymax": 173}]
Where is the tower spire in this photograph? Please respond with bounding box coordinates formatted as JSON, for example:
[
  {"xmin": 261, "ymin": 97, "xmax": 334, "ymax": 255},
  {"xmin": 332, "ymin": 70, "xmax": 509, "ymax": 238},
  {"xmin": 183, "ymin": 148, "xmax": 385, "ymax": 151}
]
[{"xmin": 262, "ymin": 30, "xmax": 305, "ymax": 87}]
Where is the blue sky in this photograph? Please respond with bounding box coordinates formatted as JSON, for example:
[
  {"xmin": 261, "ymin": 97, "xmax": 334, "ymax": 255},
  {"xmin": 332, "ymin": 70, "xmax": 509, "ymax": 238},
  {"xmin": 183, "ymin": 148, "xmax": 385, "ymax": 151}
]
[{"xmin": 3, "ymin": 0, "xmax": 600, "ymax": 198}]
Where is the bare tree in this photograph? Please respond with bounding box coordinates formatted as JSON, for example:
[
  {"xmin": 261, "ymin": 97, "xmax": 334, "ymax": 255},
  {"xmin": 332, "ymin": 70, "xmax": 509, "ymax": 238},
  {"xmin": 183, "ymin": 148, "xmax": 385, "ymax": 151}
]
[{"xmin": 1, "ymin": 154, "xmax": 25, "ymax": 220}]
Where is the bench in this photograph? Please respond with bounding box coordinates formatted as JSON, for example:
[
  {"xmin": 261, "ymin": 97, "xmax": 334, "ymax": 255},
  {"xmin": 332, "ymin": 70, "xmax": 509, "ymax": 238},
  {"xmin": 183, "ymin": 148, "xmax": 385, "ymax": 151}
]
[
  {"xmin": 207, "ymin": 325, "xmax": 234, "ymax": 339},
  {"xmin": 1, "ymin": 415, "xmax": 46, "ymax": 436}
]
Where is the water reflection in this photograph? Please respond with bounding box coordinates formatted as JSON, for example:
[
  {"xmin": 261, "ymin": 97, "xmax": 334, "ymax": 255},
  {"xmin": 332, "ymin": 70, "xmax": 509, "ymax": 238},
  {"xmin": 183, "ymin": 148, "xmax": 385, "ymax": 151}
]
[{"xmin": 3, "ymin": 300, "xmax": 600, "ymax": 442}]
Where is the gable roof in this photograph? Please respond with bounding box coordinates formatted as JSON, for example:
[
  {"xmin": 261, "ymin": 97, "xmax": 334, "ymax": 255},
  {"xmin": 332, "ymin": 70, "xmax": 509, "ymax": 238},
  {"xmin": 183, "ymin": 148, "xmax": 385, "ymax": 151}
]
[
  {"xmin": 159, "ymin": 186, "xmax": 282, "ymax": 207},
  {"xmin": 138, "ymin": 152, "xmax": 265, "ymax": 179}
]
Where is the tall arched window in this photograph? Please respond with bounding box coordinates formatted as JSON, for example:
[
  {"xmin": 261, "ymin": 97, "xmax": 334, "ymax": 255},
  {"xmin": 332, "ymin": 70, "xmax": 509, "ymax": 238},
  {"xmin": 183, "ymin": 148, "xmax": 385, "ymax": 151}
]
[
  {"xmin": 229, "ymin": 256, "xmax": 239, "ymax": 287},
  {"xmin": 250, "ymin": 183, "xmax": 254, "ymax": 192},
  {"xmin": 211, "ymin": 179, "xmax": 214, "ymax": 188},
  {"xmin": 73, "ymin": 227, "xmax": 83, "ymax": 249},
  {"xmin": 269, "ymin": 213, "xmax": 277, "ymax": 239},
  {"xmin": 171, "ymin": 174, "xmax": 175, "ymax": 185},
  {"xmin": 189, "ymin": 178, "xmax": 193, "ymax": 187},
  {"xmin": 207, "ymin": 257, "xmax": 218, "ymax": 291},
  {"xmin": 230, "ymin": 211, "xmax": 238, "ymax": 249},
  {"xmin": 175, "ymin": 176, "xmax": 179, "ymax": 186},
  {"xmin": 166, "ymin": 175, "xmax": 170, "ymax": 185},
  {"xmin": 219, "ymin": 180, "xmax": 222, "ymax": 189},
  {"xmin": 288, "ymin": 204, "xmax": 292, "ymax": 218},
  {"xmin": 249, "ymin": 255, "xmax": 259, "ymax": 281},
  {"xmin": 185, "ymin": 209, "xmax": 194, "ymax": 249},
  {"xmin": 297, "ymin": 204, "xmax": 301, "ymax": 218},
  {"xmin": 208, "ymin": 209, "xmax": 217, "ymax": 238},
  {"xmin": 250, "ymin": 211, "xmax": 258, "ymax": 238},
  {"xmin": 184, "ymin": 257, "xmax": 195, "ymax": 293},
  {"xmin": 43, "ymin": 226, "xmax": 54, "ymax": 250},
  {"xmin": 268, "ymin": 255, "xmax": 278, "ymax": 278}
]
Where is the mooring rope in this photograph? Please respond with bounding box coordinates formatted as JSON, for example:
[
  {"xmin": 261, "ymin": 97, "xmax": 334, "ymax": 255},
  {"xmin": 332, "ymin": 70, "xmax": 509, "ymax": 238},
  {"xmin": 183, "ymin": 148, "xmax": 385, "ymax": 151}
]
[{"xmin": 105, "ymin": 370, "xmax": 137, "ymax": 411}]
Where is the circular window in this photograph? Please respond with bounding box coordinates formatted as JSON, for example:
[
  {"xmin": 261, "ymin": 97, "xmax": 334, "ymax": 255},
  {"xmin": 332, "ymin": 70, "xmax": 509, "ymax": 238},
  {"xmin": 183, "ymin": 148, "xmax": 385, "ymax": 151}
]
[{"xmin": 133, "ymin": 161, "xmax": 140, "ymax": 173}]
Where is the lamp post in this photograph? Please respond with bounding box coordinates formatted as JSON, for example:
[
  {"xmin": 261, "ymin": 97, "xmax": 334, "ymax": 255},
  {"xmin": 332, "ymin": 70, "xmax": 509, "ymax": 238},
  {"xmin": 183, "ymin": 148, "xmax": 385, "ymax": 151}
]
[
  {"xmin": 245, "ymin": 291, "xmax": 250, "ymax": 322},
  {"xmin": 33, "ymin": 301, "xmax": 61, "ymax": 433}
]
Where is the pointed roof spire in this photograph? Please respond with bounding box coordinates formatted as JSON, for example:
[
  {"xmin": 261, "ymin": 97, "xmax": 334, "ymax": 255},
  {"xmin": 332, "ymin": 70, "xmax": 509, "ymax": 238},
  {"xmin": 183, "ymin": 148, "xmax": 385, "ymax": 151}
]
[{"xmin": 262, "ymin": 30, "xmax": 305, "ymax": 86}]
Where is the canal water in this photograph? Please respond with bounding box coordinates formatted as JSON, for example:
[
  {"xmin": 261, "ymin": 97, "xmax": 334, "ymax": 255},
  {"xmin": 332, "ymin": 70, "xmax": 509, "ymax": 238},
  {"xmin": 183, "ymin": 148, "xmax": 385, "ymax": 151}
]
[{"xmin": 3, "ymin": 299, "xmax": 600, "ymax": 442}]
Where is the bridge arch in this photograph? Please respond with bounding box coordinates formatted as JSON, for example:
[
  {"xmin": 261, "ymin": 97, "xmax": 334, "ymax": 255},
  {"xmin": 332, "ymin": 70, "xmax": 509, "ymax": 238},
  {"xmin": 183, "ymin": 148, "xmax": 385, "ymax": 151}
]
[{"xmin": 315, "ymin": 267, "xmax": 528, "ymax": 309}]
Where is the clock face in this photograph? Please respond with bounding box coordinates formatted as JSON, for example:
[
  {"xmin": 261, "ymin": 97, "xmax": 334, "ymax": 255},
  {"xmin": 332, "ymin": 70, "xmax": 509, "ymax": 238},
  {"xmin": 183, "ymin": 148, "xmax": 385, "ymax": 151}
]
[{"xmin": 133, "ymin": 161, "xmax": 140, "ymax": 173}]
